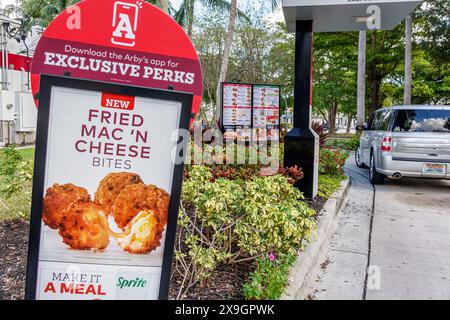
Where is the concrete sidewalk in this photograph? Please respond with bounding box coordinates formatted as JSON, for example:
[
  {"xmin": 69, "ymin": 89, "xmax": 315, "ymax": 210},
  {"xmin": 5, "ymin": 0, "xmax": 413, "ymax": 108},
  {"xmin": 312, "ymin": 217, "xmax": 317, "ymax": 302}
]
[{"xmin": 299, "ymin": 157, "xmax": 374, "ymax": 300}]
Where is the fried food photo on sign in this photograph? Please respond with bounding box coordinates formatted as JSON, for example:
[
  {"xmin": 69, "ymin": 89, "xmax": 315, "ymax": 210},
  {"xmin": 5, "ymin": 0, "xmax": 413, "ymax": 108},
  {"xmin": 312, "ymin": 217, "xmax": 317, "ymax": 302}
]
[
  {"xmin": 112, "ymin": 183, "xmax": 169, "ymax": 230},
  {"xmin": 111, "ymin": 183, "xmax": 170, "ymax": 254},
  {"xmin": 94, "ymin": 172, "xmax": 143, "ymax": 214},
  {"xmin": 58, "ymin": 201, "xmax": 110, "ymax": 251},
  {"xmin": 42, "ymin": 183, "xmax": 91, "ymax": 229},
  {"xmin": 113, "ymin": 210, "xmax": 164, "ymax": 254}
]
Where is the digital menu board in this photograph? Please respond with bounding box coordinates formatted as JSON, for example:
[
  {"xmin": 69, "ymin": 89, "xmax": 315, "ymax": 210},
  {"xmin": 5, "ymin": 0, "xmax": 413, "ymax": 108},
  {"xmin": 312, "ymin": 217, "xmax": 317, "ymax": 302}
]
[
  {"xmin": 253, "ymin": 85, "xmax": 280, "ymax": 128},
  {"xmin": 221, "ymin": 83, "xmax": 281, "ymax": 142},
  {"xmin": 222, "ymin": 83, "xmax": 252, "ymax": 127}
]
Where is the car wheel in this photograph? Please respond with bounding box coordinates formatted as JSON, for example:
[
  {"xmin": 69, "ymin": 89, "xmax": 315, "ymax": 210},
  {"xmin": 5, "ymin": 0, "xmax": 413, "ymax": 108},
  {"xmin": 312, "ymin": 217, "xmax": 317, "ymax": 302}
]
[
  {"xmin": 355, "ymin": 146, "xmax": 368, "ymax": 168},
  {"xmin": 370, "ymin": 152, "xmax": 385, "ymax": 185}
]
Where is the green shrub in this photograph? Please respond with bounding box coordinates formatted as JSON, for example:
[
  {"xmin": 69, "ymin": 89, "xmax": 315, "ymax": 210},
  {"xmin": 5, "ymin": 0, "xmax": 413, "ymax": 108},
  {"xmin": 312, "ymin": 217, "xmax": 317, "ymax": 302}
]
[
  {"xmin": 0, "ymin": 146, "xmax": 34, "ymax": 220},
  {"xmin": 319, "ymin": 148, "xmax": 349, "ymax": 175},
  {"xmin": 174, "ymin": 165, "xmax": 316, "ymax": 298},
  {"xmin": 243, "ymin": 253, "xmax": 297, "ymax": 300}
]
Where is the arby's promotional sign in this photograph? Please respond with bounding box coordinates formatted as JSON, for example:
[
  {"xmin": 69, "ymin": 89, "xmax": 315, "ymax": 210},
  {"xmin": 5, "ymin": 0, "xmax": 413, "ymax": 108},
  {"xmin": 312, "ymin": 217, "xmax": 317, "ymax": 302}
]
[
  {"xmin": 31, "ymin": 0, "xmax": 203, "ymax": 122},
  {"xmin": 25, "ymin": 0, "xmax": 199, "ymax": 301}
]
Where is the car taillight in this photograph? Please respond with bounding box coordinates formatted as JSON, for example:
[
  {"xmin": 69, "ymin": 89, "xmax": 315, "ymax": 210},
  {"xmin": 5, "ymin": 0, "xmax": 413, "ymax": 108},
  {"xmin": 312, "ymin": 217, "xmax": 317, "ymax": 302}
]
[{"xmin": 381, "ymin": 136, "xmax": 393, "ymax": 152}]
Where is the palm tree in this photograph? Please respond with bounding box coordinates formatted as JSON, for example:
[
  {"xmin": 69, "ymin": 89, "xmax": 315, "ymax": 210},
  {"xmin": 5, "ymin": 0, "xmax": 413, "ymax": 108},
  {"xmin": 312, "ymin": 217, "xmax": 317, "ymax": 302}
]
[
  {"xmin": 404, "ymin": 15, "xmax": 412, "ymax": 105},
  {"xmin": 40, "ymin": 0, "xmax": 78, "ymax": 24},
  {"xmin": 214, "ymin": 0, "xmax": 237, "ymax": 121},
  {"xmin": 176, "ymin": 0, "xmax": 250, "ymax": 37},
  {"xmin": 215, "ymin": 0, "xmax": 280, "ymax": 121}
]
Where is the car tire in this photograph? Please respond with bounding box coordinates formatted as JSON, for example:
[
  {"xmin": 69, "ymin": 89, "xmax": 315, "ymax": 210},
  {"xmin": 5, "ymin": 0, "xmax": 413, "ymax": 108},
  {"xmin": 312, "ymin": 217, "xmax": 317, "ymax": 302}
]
[
  {"xmin": 370, "ymin": 152, "xmax": 385, "ymax": 185},
  {"xmin": 355, "ymin": 146, "xmax": 368, "ymax": 168}
]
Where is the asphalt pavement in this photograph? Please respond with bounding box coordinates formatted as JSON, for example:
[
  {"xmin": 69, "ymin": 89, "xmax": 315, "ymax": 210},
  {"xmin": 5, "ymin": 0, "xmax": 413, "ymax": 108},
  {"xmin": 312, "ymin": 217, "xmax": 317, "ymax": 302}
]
[{"xmin": 301, "ymin": 154, "xmax": 450, "ymax": 300}]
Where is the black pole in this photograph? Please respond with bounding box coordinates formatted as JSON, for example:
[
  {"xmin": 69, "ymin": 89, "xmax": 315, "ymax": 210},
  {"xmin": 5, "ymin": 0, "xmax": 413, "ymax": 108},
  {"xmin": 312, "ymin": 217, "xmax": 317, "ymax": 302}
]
[
  {"xmin": 284, "ymin": 20, "xmax": 319, "ymax": 199},
  {"xmin": 294, "ymin": 21, "xmax": 313, "ymax": 129}
]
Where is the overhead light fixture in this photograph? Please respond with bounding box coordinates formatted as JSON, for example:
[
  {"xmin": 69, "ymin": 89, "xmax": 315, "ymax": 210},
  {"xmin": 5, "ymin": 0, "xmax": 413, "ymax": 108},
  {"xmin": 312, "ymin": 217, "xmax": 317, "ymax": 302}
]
[{"xmin": 355, "ymin": 16, "xmax": 376, "ymax": 23}]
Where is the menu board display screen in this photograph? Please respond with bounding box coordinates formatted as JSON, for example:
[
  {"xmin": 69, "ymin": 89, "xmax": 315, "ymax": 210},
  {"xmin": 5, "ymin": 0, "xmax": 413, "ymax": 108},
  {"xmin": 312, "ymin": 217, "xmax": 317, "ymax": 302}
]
[
  {"xmin": 253, "ymin": 85, "xmax": 280, "ymax": 128},
  {"xmin": 222, "ymin": 83, "xmax": 252, "ymax": 127},
  {"xmin": 221, "ymin": 82, "xmax": 281, "ymax": 142}
]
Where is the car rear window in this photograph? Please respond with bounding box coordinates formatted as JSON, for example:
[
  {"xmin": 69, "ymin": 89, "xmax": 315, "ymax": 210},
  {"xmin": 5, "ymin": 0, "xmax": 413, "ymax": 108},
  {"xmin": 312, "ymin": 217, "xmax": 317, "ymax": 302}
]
[{"xmin": 393, "ymin": 109, "xmax": 450, "ymax": 133}]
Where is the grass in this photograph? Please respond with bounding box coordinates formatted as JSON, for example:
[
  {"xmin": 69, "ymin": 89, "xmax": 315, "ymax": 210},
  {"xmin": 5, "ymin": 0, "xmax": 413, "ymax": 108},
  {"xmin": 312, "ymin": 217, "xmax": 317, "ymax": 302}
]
[
  {"xmin": 325, "ymin": 135, "xmax": 360, "ymax": 151},
  {"xmin": 0, "ymin": 147, "xmax": 35, "ymax": 221},
  {"xmin": 328, "ymin": 133, "xmax": 356, "ymax": 139},
  {"xmin": 17, "ymin": 147, "xmax": 35, "ymax": 162},
  {"xmin": 318, "ymin": 174, "xmax": 347, "ymax": 200}
]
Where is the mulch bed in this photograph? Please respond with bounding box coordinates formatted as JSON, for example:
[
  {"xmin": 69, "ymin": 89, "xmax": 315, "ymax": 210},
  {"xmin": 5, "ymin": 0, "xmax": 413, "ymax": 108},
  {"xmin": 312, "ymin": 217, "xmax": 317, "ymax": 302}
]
[
  {"xmin": 0, "ymin": 219, "xmax": 29, "ymax": 300},
  {"xmin": 169, "ymin": 260, "xmax": 254, "ymax": 300},
  {"xmin": 304, "ymin": 196, "xmax": 327, "ymax": 214},
  {"xmin": 0, "ymin": 197, "xmax": 326, "ymax": 300}
]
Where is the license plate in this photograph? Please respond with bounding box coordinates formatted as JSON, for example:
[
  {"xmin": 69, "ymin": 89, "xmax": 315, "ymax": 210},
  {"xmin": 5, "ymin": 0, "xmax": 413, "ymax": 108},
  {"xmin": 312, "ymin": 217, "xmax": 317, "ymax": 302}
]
[{"xmin": 422, "ymin": 163, "xmax": 447, "ymax": 174}]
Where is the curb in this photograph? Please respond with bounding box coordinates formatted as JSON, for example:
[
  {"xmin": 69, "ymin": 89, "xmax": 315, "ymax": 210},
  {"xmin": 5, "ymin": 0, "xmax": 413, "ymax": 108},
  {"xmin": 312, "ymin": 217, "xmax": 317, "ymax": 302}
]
[{"xmin": 281, "ymin": 176, "xmax": 352, "ymax": 300}]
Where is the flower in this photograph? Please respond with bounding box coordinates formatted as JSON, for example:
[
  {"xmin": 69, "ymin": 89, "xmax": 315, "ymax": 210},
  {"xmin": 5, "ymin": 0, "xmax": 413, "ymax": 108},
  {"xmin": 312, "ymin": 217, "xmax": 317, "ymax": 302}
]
[{"xmin": 269, "ymin": 252, "xmax": 277, "ymax": 262}]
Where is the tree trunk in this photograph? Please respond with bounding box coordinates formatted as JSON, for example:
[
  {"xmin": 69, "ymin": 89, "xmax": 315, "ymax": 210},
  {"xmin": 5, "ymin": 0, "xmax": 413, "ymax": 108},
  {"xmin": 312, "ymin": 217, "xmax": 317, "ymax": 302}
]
[
  {"xmin": 346, "ymin": 114, "xmax": 353, "ymax": 133},
  {"xmin": 328, "ymin": 100, "xmax": 338, "ymax": 134},
  {"xmin": 369, "ymin": 75, "xmax": 382, "ymax": 116},
  {"xmin": 187, "ymin": 0, "xmax": 195, "ymax": 37},
  {"xmin": 404, "ymin": 15, "xmax": 412, "ymax": 105},
  {"xmin": 368, "ymin": 32, "xmax": 381, "ymax": 116},
  {"xmin": 157, "ymin": 0, "xmax": 169, "ymax": 12},
  {"xmin": 215, "ymin": 0, "xmax": 238, "ymax": 122},
  {"xmin": 357, "ymin": 31, "xmax": 366, "ymax": 127}
]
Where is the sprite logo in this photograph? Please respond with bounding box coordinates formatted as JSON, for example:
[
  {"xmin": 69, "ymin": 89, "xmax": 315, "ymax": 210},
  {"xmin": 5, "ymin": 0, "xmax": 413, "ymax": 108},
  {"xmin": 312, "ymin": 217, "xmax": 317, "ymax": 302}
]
[{"xmin": 117, "ymin": 277, "xmax": 148, "ymax": 289}]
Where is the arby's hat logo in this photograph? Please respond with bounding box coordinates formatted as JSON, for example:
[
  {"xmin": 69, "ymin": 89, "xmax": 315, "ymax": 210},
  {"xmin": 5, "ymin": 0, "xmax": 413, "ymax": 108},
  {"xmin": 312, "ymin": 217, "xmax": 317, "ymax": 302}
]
[
  {"xmin": 31, "ymin": 0, "xmax": 203, "ymax": 124},
  {"xmin": 101, "ymin": 92, "xmax": 135, "ymax": 110}
]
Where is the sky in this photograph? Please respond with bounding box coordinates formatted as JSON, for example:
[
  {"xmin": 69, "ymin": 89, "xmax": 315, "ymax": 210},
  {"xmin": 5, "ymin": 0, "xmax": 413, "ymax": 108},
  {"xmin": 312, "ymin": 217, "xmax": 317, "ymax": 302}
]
[{"xmin": 1, "ymin": 0, "xmax": 15, "ymax": 7}]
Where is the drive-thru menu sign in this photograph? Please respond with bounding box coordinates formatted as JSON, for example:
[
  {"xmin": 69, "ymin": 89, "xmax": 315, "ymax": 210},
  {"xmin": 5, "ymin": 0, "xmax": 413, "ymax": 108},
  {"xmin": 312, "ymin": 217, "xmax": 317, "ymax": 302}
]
[
  {"xmin": 26, "ymin": 0, "xmax": 200, "ymax": 300},
  {"xmin": 221, "ymin": 82, "xmax": 281, "ymax": 142},
  {"xmin": 222, "ymin": 83, "xmax": 252, "ymax": 127},
  {"xmin": 253, "ymin": 85, "xmax": 280, "ymax": 127}
]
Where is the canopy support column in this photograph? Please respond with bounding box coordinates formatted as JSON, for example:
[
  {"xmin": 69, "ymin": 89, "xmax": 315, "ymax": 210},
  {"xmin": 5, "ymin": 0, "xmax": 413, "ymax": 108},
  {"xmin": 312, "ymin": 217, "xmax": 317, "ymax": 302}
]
[{"xmin": 284, "ymin": 20, "xmax": 319, "ymax": 199}]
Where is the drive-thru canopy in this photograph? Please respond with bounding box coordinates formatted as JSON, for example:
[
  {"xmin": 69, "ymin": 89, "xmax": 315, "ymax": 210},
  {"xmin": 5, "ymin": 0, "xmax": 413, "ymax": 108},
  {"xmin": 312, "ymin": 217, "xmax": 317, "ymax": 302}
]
[{"xmin": 281, "ymin": 0, "xmax": 423, "ymax": 198}]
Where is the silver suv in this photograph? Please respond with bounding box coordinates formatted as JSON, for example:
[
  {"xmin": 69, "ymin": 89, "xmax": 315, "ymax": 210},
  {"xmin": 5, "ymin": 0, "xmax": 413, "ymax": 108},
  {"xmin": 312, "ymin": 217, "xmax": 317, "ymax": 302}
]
[{"xmin": 356, "ymin": 105, "xmax": 450, "ymax": 184}]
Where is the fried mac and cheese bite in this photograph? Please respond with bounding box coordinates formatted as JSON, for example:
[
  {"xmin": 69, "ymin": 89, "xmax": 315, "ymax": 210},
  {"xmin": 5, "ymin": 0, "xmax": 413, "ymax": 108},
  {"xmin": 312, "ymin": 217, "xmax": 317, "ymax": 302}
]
[
  {"xmin": 42, "ymin": 183, "xmax": 91, "ymax": 229},
  {"xmin": 112, "ymin": 184, "xmax": 169, "ymax": 230},
  {"xmin": 94, "ymin": 172, "xmax": 143, "ymax": 214},
  {"xmin": 58, "ymin": 201, "xmax": 110, "ymax": 251},
  {"xmin": 114, "ymin": 210, "xmax": 164, "ymax": 254}
]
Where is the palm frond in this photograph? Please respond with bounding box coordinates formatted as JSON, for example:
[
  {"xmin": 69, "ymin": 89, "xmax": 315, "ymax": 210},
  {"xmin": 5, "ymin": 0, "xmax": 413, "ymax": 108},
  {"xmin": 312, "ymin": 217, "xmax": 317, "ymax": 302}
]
[
  {"xmin": 199, "ymin": 0, "xmax": 251, "ymax": 23},
  {"xmin": 271, "ymin": 0, "xmax": 280, "ymax": 12},
  {"xmin": 40, "ymin": 4, "xmax": 60, "ymax": 18},
  {"xmin": 173, "ymin": 2, "xmax": 188, "ymax": 28}
]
